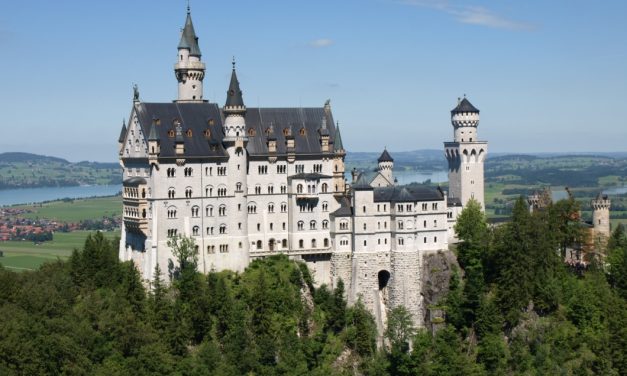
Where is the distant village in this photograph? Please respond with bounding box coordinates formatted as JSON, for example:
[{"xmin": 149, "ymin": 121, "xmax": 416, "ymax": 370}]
[{"xmin": 0, "ymin": 207, "xmax": 120, "ymax": 243}]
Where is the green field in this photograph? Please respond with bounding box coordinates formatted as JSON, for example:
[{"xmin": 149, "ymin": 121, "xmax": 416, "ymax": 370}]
[
  {"xmin": 0, "ymin": 230, "xmax": 119, "ymax": 271},
  {"xmin": 17, "ymin": 196, "xmax": 121, "ymax": 222}
]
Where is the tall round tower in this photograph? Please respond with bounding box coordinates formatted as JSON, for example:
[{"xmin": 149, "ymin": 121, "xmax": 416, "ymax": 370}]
[
  {"xmin": 444, "ymin": 96, "xmax": 488, "ymax": 210},
  {"xmin": 221, "ymin": 61, "xmax": 249, "ymax": 272},
  {"xmin": 174, "ymin": 8, "xmax": 205, "ymax": 102},
  {"xmin": 591, "ymin": 193, "xmax": 611, "ymax": 244}
]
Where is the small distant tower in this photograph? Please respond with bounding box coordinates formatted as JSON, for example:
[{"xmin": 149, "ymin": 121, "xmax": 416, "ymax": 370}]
[
  {"xmin": 332, "ymin": 121, "xmax": 347, "ymax": 196},
  {"xmin": 444, "ymin": 96, "xmax": 488, "ymax": 210},
  {"xmin": 591, "ymin": 193, "xmax": 611, "ymax": 244},
  {"xmin": 118, "ymin": 119, "xmax": 127, "ymax": 155},
  {"xmin": 377, "ymin": 148, "xmax": 394, "ymax": 185},
  {"xmin": 174, "ymin": 7, "xmax": 205, "ymax": 102},
  {"xmin": 147, "ymin": 118, "xmax": 160, "ymax": 166}
]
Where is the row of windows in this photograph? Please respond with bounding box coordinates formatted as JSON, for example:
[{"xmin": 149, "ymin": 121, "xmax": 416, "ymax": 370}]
[
  {"xmin": 368, "ymin": 202, "xmax": 440, "ymax": 213},
  {"xmin": 296, "ymin": 183, "xmax": 328, "ymax": 194},
  {"xmin": 296, "ymin": 220, "xmax": 329, "ymax": 230},
  {"xmin": 124, "ymin": 207, "xmax": 146, "ymax": 218},
  {"xmin": 167, "ymin": 166, "xmax": 228, "ymax": 178},
  {"xmin": 123, "ymin": 187, "xmax": 145, "ymax": 199},
  {"xmin": 362, "ymin": 236, "xmax": 438, "ymax": 247},
  {"xmin": 206, "ymin": 244, "xmax": 231, "ymax": 254}
]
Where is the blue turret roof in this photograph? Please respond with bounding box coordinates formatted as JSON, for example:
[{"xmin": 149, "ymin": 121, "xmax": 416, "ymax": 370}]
[{"xmin": 451, "ymin": 97, "xmax": 479, "ymax": 114}]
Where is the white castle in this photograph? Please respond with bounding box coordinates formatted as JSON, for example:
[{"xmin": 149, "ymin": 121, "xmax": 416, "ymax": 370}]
[{"xmin": 118, "ymin": 10, "xmax": 487, "ymax": 327}]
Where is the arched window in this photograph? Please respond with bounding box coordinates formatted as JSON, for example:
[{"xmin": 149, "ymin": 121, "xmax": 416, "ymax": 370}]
[
  {"xmin": 192, "ymin": 226, "xmax": 199, "ymax": 236},
  {"xmin": 206, "ymin": 205, "xmax": 213, "ymax": 217},
  {"xmin": 297, "ymin": 184, "xmax": 303, "ymax": 194},
  {"xmin": 219, "ymin": 205, "xmax": 226, "ymax": 216},
  {"xmin": 310, "ymin": 220, "xmax": 316, "ymax": 230},
  {"xmin": 312, "ymin": 239, "xmax": 317, "ymax": 248},
  {"xmin": 191, "ymin": 206, "xmax": 199, "ymax": 217},
  {"xmin": 236, "ymin": 182, "xmax": 242, "ymax": 191},
  {"xmin": 322, "ymin": 220, "xmax": 329, "ymax": 229},
  {"xmin": 297, "ymin": 221, "xmax": 304, "ymax": 231},
  {"xmin": 256, "ymin": 240, "xmax": 262, "ymax": 250},
  {"xmin": 324, "ymin": 238, "xmax": 329, "ymax": 247},
  {"xmin": 299, "ymin": 239, "xmax": 304, "ymax": 248},
  {"xmin": 219, "ymin": 224, "xmax": 227, "ymax": 234},
  {"xmin": 321, "ymin": 183, "xmax": 328, "ymax": 193}
]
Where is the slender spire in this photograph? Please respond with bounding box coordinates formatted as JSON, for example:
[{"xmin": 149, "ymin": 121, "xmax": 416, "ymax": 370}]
[
  {"xmin": 148, "ymin": 119, "xmax": 159, "ymax": 141},
  {"xmin": 225, "ymin": 59, "xmax": 245, "ymax": 108},
  {"xmin": 118, "ymin": 119, "xmax": 127, "ymax": 143},
  {"xmin": 333, "ymin": 122, "xmax": 344, "ymax": 152},
  {"xmin": 178, "ymin": 9, "xmax": 201, "ymax": 57},
  {"xmin": 378, "ymin": 148, "xmax": 394, "ymax": 163}
]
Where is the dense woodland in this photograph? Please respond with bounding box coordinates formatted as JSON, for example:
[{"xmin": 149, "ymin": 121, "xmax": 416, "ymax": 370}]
[{"xmin": 1, "ymin": 197, "xmax": 627, "ymax": 375}]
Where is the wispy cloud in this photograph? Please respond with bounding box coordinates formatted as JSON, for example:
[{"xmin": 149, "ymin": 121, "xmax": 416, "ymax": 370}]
[
  {"xmin": 308, "ymin": 38, "xmax": 334, "ymax": 48},
  {"xmin": 400, "ymin": 0, "xmax": 536, "ymax": 31}
]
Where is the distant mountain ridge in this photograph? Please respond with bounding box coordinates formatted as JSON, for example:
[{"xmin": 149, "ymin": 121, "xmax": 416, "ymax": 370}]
[{"xmin": 0, "ymin": 152, "xmax": 120, "ymax": 190}]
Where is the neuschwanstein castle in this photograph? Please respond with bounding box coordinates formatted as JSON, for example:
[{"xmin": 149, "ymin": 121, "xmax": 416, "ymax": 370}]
[{"xmin": 118, "ymin": 9, "xmax": 488, "ymax": 326}]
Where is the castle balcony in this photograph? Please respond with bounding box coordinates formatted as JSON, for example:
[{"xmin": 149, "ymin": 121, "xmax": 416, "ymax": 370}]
[{"xmin": 124, "ymin": 216, "xmax": 148, "ymax": 235}]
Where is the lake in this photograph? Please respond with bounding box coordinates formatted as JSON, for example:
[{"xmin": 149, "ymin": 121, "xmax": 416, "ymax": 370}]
[
  {"xmin": 0, "ymin": 185, "xmax": 121, "ymax": 207},
  {"xmin": 603, "ymin": 186, "xmax": 627, "ymax": 195}
]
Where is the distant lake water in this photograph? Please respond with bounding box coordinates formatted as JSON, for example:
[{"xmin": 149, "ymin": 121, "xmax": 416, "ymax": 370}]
[
  {"xmin": 0, "ymin": 185, "xmax": 121, "ymax": 207},
  {"xmin": 394, "ymin": 170, "xmax": 448, "ymax": 185},
  {"xmin": 603, "ymin": 186, "xmax": 627, "ymax": 195}
]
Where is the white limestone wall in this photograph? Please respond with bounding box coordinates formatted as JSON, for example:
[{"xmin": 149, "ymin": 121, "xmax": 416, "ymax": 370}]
[{"xmin": 389, "ymin": 250, "xmax": 423, "ymax": 327}]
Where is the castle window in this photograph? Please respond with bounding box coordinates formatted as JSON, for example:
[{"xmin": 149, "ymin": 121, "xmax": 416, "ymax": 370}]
[
  {"xmin": 207, "ymin": 227, "xmax": 214, "ymax": 235},
  {"xmin": 258, "ymin": 165, "xmax": 268, "ymax": 174},
  {"xmin": 167, "ymin": 168, "xmax": 176, "ymax": 177},
  {"xmin": 167, "ymin": 207, "xmax": 177, "ymax": 218},
  {"xmin": 299, "ymin": 128, "xmax": 306, "ymax": 136},
  {"xmin": 322, "ymin": 183, "xmax": 328, "ymax": 193},
  {"xmin": 398, "ymin": 221, "xmax": 403, "ymax": 230},
  {"xmin": 255, "ymin": 185, "xmax": 262, "ymax": 194},
  {"xmin": 424, "ymin": 220, "xmax": 427, "ymax": 227},
  {"xmin": 257, "ymin": 240, "xmax": 262, "ymax": 250},
  {"xmin": 191, "ymin": 206, "xmax": 199, "ymax": 217},
  {"xmin": 296, "ymin": 164, "xmax": 304, "ymax": 173},
  {"xmin": 206, "ymin": 205, "xmax": 213, "ymax": 217},
  {"xmin": 310, "ymin": 220, "xmax": 316, "ymax": 230},
  {"xmin": 377, "ymin": 204, "xmax": 380, "ymax": 212},
  {"xmin": 257, "ymin": 223, "xmax": 261, "ymax": 231},
  {"xmin": 312, "ymin": 239, "xmax": 317, "ymax": 248},
  {"xmin": 168, "ymin": 188, "xmax": 175, "ymax": 199},
  {"xmin": 281, "ymin": 202, "xmax": 287, "ymax": 212},
  {"xmin": 322, "ymin": 202, "xmax": 328, "ymax": 211},
  {"xmin": 220, "ymin": 244, "xmax": 228, "ymax": 253},
  {"xmin": 283, "ymin": 222, "xmax": 286, "ymax": 230},
  {"xmin": 219, "ymin": 205, "xmax": 226, "ymax": 216},
  {"xmin": 208, "ymin": 118, "xmax": 215, "ymax": 126},
  {"xmin": 297, "ymin": 184, "xmax": 303, "ymax": 194},
  {"xmin": 363, "ymin": 223, "xmax": 367, "ymax": 231},
  {"xmin": 364, "ymin": 240, "xmax": 367, "ymax": 246},
  {"xmin": 432, "ymin": 203, "xmax": 438, "ymax": 210},
  {"xmin": 398, "ymin": 238, "xmax": 404, "ymax": 245},
  {"xmin": 236, "ymin": 182, "xmax": 242, "ymax": 191},
  {"xmin": 363, "ymin": 206, "xmax": 366, "ymax": 213},
  {"xmin": 219, "ymin": 224, "xmax": 226, "ymax": 234},
  {"xmin": 424, "ymin": 237, "xmax": 427, "ymax": 243},
  {"xmin": 281, "ymin": 185, "xmax": 287, "ymax": 194},
  {"xmin": 297, "ymin": 221, "xmax": 304, "ymax": 231},
  {"xmin": 238, "ymin": 223, "xmax": 242, "ymax": 230},
  {"xmin": 322, "ymin": 220, "xmax": 329, "ymax": 229},
  {"xmin": 299, "ymin": 239, "xmax": 304, "ymax": 248},
  {"xmin": 185, "ymin": 188, "xmax": 192, "ymax": 198},
  {"xmin": 217, "ymin": 166, "xmax": 226, "ymax": 175},
  {"xmin": 167, "ymin": 229, "xmax": 178, "ymax": 237},
  {"xmin": 434, "ymin": 236, "xmax": 438, "ymax": 243},
  {"xmin": 434, "ymin": 219, "xmax": 437, "ymax": 227},
  {"xmin": 268, "ymin": 203, "xmax": 274, "ymax": 213},
  {"xmin": 248, "ymin": 204, "xmax": 257, "ymax": 214},
  {"xmin": 207, "ymin": 245, "xmax": 215, "ymax": 254},
  {"xmin": 268, "ymin": 185, "xmax": 274, "ymax": 194},
  {"xmin": 204, "ymin": 129, "xmax": 211, "ymax": 139},
  {"xmin": 192, "ymin": 226, "xmax": 199, "ymax": 236},
  {"xmin": 186, "ymin": 129, "xmax": 193, "ymax": 137},
  {"xmin": 282, "ymin": 239, "xmax": 287, "ymax": 248},
  {"xmin": 270, "ymin": 223, "xmax": 274, "ymax": 230},
  {"xmin": 168, "ymin": 130, "xmax": 175, "ymax": 138},
  {"xmin": 217, "ymin": 187, "xmax": 227, "ymax": 196},
  {"xmin": 340, "ymin": 220, "xmax": 349, "ymax": 230}
]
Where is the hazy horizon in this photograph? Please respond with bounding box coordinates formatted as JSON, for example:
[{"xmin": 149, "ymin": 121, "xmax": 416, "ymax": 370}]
[{"xmin": 1, "ymin": 0, "xmax": 626, "ymax": 161}]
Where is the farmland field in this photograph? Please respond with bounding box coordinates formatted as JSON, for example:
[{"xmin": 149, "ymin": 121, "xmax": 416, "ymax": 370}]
[
  {"xmin": 16, "ymin": 196, "xmax": 121, "ymax": 222},
  {"xmin": 0, "ymin": 230, "xmax": 119, "ymax": 271}
]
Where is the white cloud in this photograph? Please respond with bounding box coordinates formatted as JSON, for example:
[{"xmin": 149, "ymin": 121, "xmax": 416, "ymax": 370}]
[
  {"xmin": 400, "ymin": 0, "xmax": 536, "ymax": 31},
  {"xmin": 308, "ymin": 38, "xmax": 334, "ymax": 48}
]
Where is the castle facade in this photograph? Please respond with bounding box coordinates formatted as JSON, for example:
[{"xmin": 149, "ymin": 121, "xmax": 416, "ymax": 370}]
[{"xmin": 118, "ymin": 10, "xmax": 487, "ymax": 327}]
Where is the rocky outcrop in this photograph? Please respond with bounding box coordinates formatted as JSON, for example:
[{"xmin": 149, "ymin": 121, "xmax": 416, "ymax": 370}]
[{"xmin": 421, "ymin": 250, "xmax": 459, "ymax": 333}]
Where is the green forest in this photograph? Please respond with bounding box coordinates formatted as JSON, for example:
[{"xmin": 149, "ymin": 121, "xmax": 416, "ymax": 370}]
[{"xmin": 1, "ymin": 197, "xmax": 627, "ymax": 375}]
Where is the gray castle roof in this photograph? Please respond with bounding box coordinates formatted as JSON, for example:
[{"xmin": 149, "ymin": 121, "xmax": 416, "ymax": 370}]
[
  {"xmin": 333, "ymin": 125, "xmax": 344, "ymax": 151},
  {"xmin": 378, "ymin": 149, "xmax": 393, "ymax": 163},
  {"xmin": 331, "ymin": 196, "xmax": 353, "ymax": 217},
  {"xmin": 178, "ymin": 11, "xmax": 201, "ymax": 57},
  {"xmin": 373, "ymin": 185, "xmax": 443, "ymax": 202},
  {"xmin": 131, "ymin": 102, "xmax": 340, "ymax": 159},
  {"xmin": 225, "ymin": 67, "xmax": 244, "ymax": 108},
  {"xmin": 451, "ymin": 97, "xmax": 479, "ymax": 114}
]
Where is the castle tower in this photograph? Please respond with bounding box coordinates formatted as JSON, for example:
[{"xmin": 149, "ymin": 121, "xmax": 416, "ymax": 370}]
[
  {"xmin": 174, "ymin": 8, "xmax": 205, "ymax": 102},
  {"xmin": 591, "ymin": 193, "xmax": 611, "ymax": 245},
  {"xmin": 221, "ymin": 61, "xmax": 250, "ymax": 272},
  {"xmin": 444, "ymin": 96, "xmax": 488, "ymax": 209},
  {"xmin": 332, "ymin": 122, "xmax": 346, "ymax": 196},
  {"xmin": 377, "ymin": 149, "xmax": 394, "ymax": 185}
]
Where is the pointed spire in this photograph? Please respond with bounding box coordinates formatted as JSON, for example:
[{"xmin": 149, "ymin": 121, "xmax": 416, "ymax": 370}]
[
  {"xmin": 225, "ymin": 59, "xmax": 245, "ymax": 109},
  {"xmin": 118, "ymin": 119, "xmax": 127, "ymax": 143},
  {"xmin": 333, "ymin": 122, "xmax": 344, "ymax": 152},
  {"xmin": 378, "ymin": 148, "xmax": 394, "ymax": 163},
  {"xmin": 178, "ymin": 8, "xmax": 201, "ymax": 57},
  {"xmin": 148, "ymin": 119, "xmax": 159, "ymax": 141}
]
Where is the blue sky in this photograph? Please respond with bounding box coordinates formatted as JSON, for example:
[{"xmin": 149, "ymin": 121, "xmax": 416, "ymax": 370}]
[{"xmin": 0, "ymin": 0, "xmax": 625, "ymax": 162}]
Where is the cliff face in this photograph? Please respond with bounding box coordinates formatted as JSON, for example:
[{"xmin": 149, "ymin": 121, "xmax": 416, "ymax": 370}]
[{"xmin": 421, "ymin": 250, "xmax": 459, "ymax": 333}]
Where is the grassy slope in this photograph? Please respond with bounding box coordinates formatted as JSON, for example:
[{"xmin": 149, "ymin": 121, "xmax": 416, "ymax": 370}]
[
  {"xmin": 0, "ymin": 230, "xmax": 119, "ymax": 271},
  {"xmin": 16, "ymin": 196, "xmax": 121, "ymax": 222}
]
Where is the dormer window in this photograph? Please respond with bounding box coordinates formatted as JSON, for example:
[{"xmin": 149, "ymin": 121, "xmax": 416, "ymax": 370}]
[
  {"xmin": 283, "ymin": 128, "xmax": 290, "ymax": 136},
  {"xmin": 207, "ymin": 118, "xmax": 215, "ymax": 126},
  {"xmin": 186, "ymin": 129, "xmax": 193, "ymax": 137},
  {"xmin": 204, "ymin": 129, "xmax": 211, "ymax": 139},
  {"xmin": 168, "ymin": 130, "xmax": 175, "ymax": 138},
  {"xmin": 248, "ymin": 128, "xmax": 256, "ymax": 137},
  {"xmin": 299, "ymin": 127, "xmax": 306, "ymax": 136}
]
